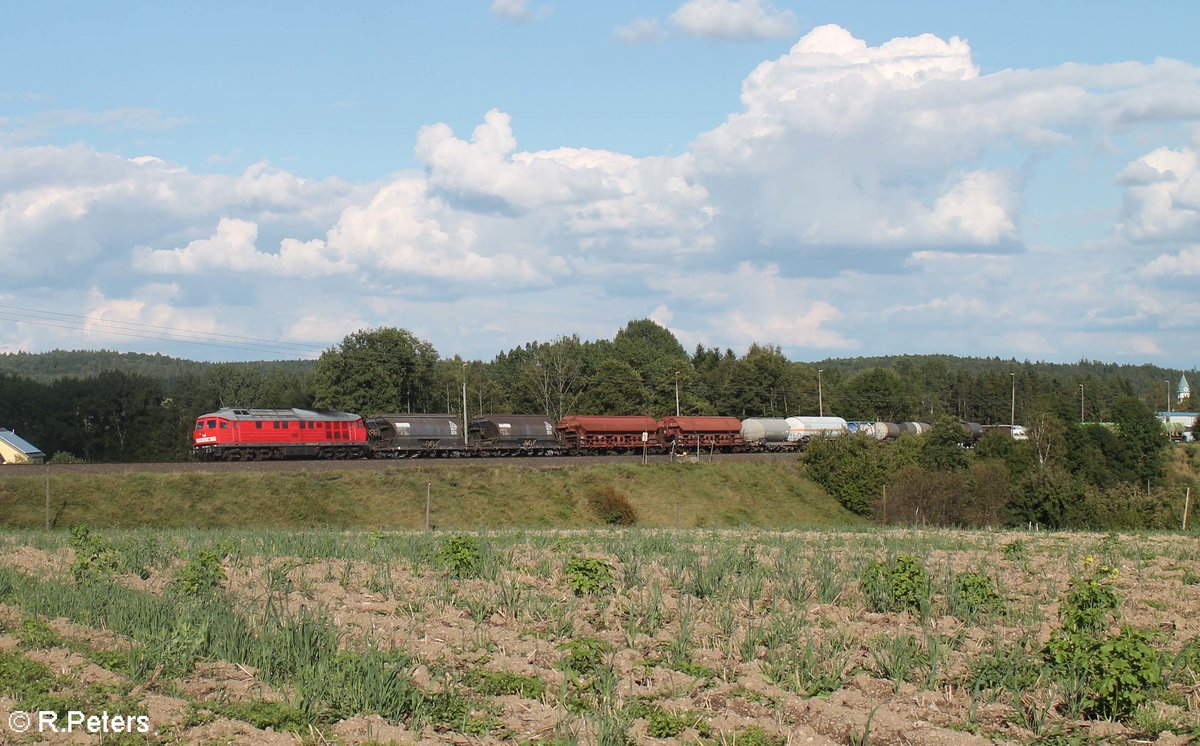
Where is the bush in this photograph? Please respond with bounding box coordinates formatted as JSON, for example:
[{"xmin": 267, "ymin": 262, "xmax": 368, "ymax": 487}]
[
  {"xmin": 802, "ymin": 433, "xmax": 888, "ymax": 516},
  {"xmin": 588, "ymin": 486, "xmax": 637, "ymax": 526}
]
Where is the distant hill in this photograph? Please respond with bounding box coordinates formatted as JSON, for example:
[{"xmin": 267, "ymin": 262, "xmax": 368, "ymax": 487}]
[
  {"xmin": 813, "ymin": 354, "xmax": 1197, "ymax": 401},
  {"xmin": 0, "ymin": 349, "xmax": 313, "ymax": 384}
]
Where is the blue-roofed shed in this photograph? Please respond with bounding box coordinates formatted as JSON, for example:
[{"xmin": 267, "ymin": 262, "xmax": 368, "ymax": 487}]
[{"xmin": 0, "ymin": 428, "xmax": 45, "ymax": 464}]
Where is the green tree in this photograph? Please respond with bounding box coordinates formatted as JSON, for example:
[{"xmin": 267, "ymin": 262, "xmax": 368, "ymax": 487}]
[
  {"xmin": 802, "ymin": 434, "xmax": 888, "ymax": 516},
  {"xmin": 581, "ymin": 359, "xmax": 645, "ymax": 414},
  {"xmin": 1110, "ymin": 395, "xmax": 1167, "ymax": 484},
  {"xmin": 312, "ymin": 327, "xmax": 439, "ymax": 413},
  {"xmin": 920, "ymin": 416, "xmax": 969, "ymax": 471},
  {"xmin": 838, "ymin": 368, "xmax": 915, "ymax": 421}
]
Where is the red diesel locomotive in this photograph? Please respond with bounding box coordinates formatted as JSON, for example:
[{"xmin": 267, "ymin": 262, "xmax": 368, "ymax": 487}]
[{"xmin": 192, "ymin": 408, "xmax": 369, "ymax": 461}]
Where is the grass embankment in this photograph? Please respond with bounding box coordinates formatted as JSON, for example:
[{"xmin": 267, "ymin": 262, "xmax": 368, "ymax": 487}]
[{"xmin": 0, "ymin": 461, "xmax": 862, "ymax": 530}]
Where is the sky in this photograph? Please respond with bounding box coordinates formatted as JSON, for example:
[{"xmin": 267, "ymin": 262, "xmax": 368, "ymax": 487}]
[{"xmin": 2, "ymin": 0, "xmax": 1199, "ymax": 367}]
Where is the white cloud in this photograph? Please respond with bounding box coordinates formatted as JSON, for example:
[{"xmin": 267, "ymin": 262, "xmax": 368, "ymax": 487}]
[
  {"xmin": 326, "ymin": 177, "xmax": 560, "ymax": 285},
  {"xmin": 5, "ymin": 24, "xmax": 1200, "ymax": 365},
  {"xmin": 1116, "ymin": 147, "xmax": 1200, "ymax": 242},
  {"xmin": 490, "ymin": 0, "xmax": 549, "ymax": 22},
  {"xmin": 670, "ymin": 0, "xmax": 796, "ymax": 41},
  {"xmin": 614, "ymin": 18, "xmax": 664, "ymax": 44},
  {"xmin": 1142, "ymin": 245, "xmax": 1200, "ymax": 276},
  {"xmin": 136, "ymin": 218, "xmax": 353, "ymax": 278}
]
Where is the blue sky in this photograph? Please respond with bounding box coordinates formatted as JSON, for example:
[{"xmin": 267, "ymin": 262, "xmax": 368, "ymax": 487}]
[{"xmin": 2, "ymin": 1, "xmax": 1199, "ymax": 367}]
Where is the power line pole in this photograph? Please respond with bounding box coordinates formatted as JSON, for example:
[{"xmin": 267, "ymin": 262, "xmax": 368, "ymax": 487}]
[{"xmin": 818, "ymin": 369, "xmax": 824, "ymax": 417}]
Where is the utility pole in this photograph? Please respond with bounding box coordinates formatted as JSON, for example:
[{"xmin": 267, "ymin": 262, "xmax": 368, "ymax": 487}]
[
  {"xmin": 1167, "ymin": 380, "xmax": 1172, "ymax": 415},
  {"xmin": 818, "ymin": 369, "xmax": 824, "ymax": 417},
  {"xmin": 674, "ymin": 370, "xmax": 680, "ymax": 417},
  {"xmin": 1010, "ymin": 372, "xmax": 1016, "ymax": 428},
  {"xmin": 462, "ymin": 362, "xmax": 469, "ymax": 447}
]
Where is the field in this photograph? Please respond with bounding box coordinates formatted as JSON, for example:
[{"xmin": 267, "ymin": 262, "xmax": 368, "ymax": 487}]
[{"xmin": 1, "ymin": 526, "xmax": 1199, "ymax": 745}]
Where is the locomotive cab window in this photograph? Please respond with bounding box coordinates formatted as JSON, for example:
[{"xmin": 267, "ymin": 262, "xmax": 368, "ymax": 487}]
[
  {"xmin": 207, "ymin": 420, "xmax": 217, "ymax": 429},
  {"xmin": 256, "ymin": 422, "xmax": 263, "ymax": 429}
]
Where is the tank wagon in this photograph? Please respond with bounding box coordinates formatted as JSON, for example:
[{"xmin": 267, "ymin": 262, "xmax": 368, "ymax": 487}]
[
  {"xmin": 193, "ymin": 408, "xmax": 369, "ymax": 461},
  {"xmin": 740, "ymin": 418, "xmax": 792, "ymax": 450},
  {"xmin": 786, "ymin": 416, "xmax": 849, "ymax": 440},
  {"xmin": 658, "ymin": 416, "xmax": 744, "ymax": 451}
]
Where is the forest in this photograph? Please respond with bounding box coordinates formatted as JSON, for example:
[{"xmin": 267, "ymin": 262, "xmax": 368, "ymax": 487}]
[{"xmin": 0, "ymin": 319, "xmax": 1196, "ymax": 530}]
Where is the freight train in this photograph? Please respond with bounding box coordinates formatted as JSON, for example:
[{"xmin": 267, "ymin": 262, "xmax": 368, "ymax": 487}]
[{"xmin": 191, "ymin": 407, "xmax": 1006, "ymax": 461}]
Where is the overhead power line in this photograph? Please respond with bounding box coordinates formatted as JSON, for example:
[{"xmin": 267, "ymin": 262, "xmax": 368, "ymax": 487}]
[{"xmin": 0, "ymin": 303, "xmax": 330, "ymax": 359}]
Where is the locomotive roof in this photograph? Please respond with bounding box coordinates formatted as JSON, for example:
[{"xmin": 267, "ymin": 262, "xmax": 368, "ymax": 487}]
[{"xmin": 197, "ymin": 407, "xmax": 361, "ymax": 422}]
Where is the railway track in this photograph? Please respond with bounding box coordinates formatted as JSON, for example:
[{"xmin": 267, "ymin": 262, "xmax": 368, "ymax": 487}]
[{"xmin": 4, "ymin": 451, "xmax": 798, "ymax": 475}]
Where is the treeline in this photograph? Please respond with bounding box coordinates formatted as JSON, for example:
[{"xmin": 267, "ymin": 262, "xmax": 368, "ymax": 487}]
[
  {"xmin": 803, "ymin": 403, "xmax": 1196, "ymax": 531},
  {"xmin": 0, "ymin": 320, "xmax": 1196, "ymax": 463},
  {"xmin": 0, "ymin": 349, "xmax": 311, "ymax": 385}
]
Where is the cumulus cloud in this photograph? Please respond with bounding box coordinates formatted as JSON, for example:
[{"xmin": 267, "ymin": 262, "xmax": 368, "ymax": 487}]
[
  {"xmin": 5, "ymin": 24, "xmax": 1200, "ymax": 364},
  {"xmin": 1116, "ymin": 147, "xmax": 1200, "ymax": 242},
  {"xmin": 670, "ymin": 0, "xmax": 796, "ymax": 41},
  {"xmin": 614, "ymin": 18, "xmax": 664, "ymax": 44},
  {"xmin": 1142, "ymin": 245, "xmax": 1200, "ymax": 276},
  {"xmin": 490, "ymin": 0, "xmax": 549, "ymax": 22},
  {"xmin": 136, "ymin": 218, "xmax": 353, "ymax": 278}
]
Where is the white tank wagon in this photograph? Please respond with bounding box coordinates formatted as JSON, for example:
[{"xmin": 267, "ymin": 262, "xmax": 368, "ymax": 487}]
[
  {"xmin": 785, "ymin": 416, "xmax": 849, "ymax": 441},
  {"xmin": 741, "ymin": 418, "xmax": 793, "ymax": 449},
  {"xmin": 847, "ymin": 421, "xmax": 898, "ymax": 440}
]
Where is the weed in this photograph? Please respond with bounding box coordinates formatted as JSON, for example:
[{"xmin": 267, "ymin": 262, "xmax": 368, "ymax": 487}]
[
  {"xmin": 0, "ymin": 649, "xmax": 58, "ymax": 705},
  {"xmin": 860, "ymin": 555, "xmax": 929, "ymax": 614},
  {"xmin": 948, "ymin": 571, "xmax": 1005, "ymax": 623},
  {"xmin": 16, "ymin": 617, "xmax": 62, "ymax": 649},
  {"xmin": 69, "ymin": 524, "xmax": 119, "ymax": 584},
  {"xmin": 216, "ymin": 700, "xmax": 308, "ymax": 733},
  {"xmin": 171, "ymin": 550, "xmax": 226, "ymax": 596},
  {"xmin": 465, "ymin": 669, "xmax": 546, "ymax": 699},
  {"xmin": 559, "ymin": 637, "xmax": 612, "ymax": 678},
  {"xmin": 1002, "ymin": 539, "xmax": 1028, "ymax": 561},
  {"xmin": 439, "ymin": 534, "xmax": 482, "ymax": 579},
  {"xmin": 563, "ymin": 556, "xmax": 614, "ymax": 596},
  {"xmin": 726, "ymin": 725, "xmax": 786, "ymax": 746}
]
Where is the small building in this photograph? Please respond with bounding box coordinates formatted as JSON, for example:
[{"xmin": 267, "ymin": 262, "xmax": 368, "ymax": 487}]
[{"xmin": 0, "ymin": 428, "xmax": 45, "ymax": 465}]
